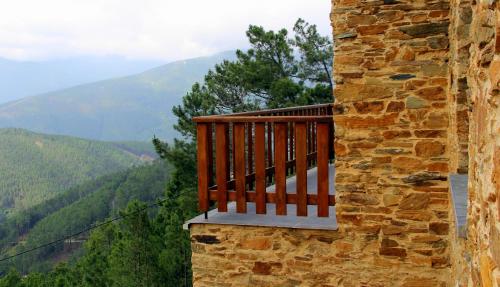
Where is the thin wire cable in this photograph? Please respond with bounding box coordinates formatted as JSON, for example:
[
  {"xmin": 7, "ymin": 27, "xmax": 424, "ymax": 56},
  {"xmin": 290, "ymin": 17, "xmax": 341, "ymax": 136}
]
[{"xmin": 0, "ymin": 195, "xmax": 182, "ymax": 263}]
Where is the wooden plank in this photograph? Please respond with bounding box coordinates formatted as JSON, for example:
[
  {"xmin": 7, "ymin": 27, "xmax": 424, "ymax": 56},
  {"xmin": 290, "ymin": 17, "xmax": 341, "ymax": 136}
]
[
  {"xmin": 234, "ymin": 123, "xmax": 247, "ymax": 213},
  {"xmin": 199, "ymin": 103, "xmax": 332, "ymax": 117},
  {"xmin": 225, "ymin": 124, "xmax": 231, "ymax": 181},
  {"xmin": 216, "ymin": 123, "xmax": 229, "ymax": 212},
  {"xmin": 255, "ymin": 123, "xmax": 266, "ymax": 214},
  {"xmin": 267, "ymin": 122, "xmax": 273, "ymax": 183},
  {"xmin": 274, "ymin": 122, "xmax": 287, "ymax": 215},
  {"xmin": 295, "ymin": 122, "xmax": 308, "ymax": 216},
  {"xmin": 288, "ymin": 123, "xmax": 294, "ymax": 174},
  {"xmin": 196, "ymin": 123, "xmax": 210, "ymax": 212},
  {"xmin": 207, "ymin": 124, "xmax": 214, "ymax": 186},
  {"xmin": 193, "ymin": 115, "xmax": 334, "ymax": 123},
  {"xmin": 209, "ymin": 190, "xmax": 335, "ymax": 206},
  {"xmin": 232, "ymin": 124, "xmax": 236, "ymax": 181},
  {"xmin": 317, "ymin": 122, "xmax": 330, "ymax": 217},
  {"xmin": 247, "ymin": 123, "xmax": 254, "ymax": 190}
]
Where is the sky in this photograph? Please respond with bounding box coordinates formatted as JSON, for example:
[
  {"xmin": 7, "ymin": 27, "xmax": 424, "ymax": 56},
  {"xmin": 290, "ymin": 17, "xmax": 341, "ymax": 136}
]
[{"xmin": 0, "ymin": 0, "xmax": 332, "ymax": 62}]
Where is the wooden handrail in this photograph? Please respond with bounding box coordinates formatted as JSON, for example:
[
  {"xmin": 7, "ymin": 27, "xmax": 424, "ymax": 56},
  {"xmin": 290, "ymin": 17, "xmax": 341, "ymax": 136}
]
[
  {"xmin": 193, "ymin": 115, "xmax": 333, "ymax": 123},
  {"xmin": 195, "ymin": 103, "xmax": 333, "ymax": 117},
  {"xmin": 196, "ymin": 104, "xmax": 335, "ymax": 218}
]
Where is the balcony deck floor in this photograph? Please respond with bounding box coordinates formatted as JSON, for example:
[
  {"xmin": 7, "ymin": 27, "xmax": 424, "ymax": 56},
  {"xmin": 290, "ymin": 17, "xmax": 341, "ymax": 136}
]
[{"xmin": 184, "ymin": 164, "xmax": 337, "ymax": 231}]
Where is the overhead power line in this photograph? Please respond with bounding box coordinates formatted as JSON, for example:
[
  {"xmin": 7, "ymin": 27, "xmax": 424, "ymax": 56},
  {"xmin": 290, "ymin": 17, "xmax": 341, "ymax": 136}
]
[{"xmin": 0, "ymin": 197, "xmax": 171, "ymax": 263}]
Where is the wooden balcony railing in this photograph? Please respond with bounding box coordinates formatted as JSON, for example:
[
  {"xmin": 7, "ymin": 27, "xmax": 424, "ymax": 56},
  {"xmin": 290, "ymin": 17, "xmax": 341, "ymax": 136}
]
[{"xmin": 194, "ymin": 103, "xmax": 335, "ymax": 218}]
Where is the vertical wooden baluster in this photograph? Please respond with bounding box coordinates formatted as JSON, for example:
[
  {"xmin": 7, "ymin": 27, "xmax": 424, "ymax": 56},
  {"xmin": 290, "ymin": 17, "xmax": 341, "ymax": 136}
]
[
  {"xmin": 317, "ymin": 122, "xmax": 330, "ymax": 217},
  {"xmin": 295, "ymin": 122, "xmax": 307, "ymax": 216},
  {"xmin": 267, "ymin": 122, "xmax": 273, "ymax": 183},
  {"xmin": 285, "ymin": 122, "xmax": 289, "ymax": 175},
  {"xmin": 234, "ymin": 123, "xmax": 247, "ymax": 213},
  {"xmin": 232, "ymin": 124, "xmax": 236, "ymax": 179},
  {"xmin": 329, "ymin": 121, "xmax": 335, "ymax": 161},
  {"xmin": 196, "ymin": 123, "xmax": 210, "ymax": 212},
  {"xmin": 247, "ymin": 123, "xmax": 254, "ymax": 191},
  {"xmin": 314, "ymin": 122, "xmax": 318, "ymax": 166},
  {"xmin": 289, "ymin": 122, "xmax": 294, "ymax": 174},
  {"xmin": 226, "ymin": 124, "xmax": 231, "ymax": 181},
  {"xmin": 307, "ymin": 110, "xmax": 312, "ymax": 167},
  {"xmin": 274, "ymin": 122, "xmax": 287, "ymax": 215},
  {"xmin": 255, "ymin": 123, "xmax": 266, "ymax": 214},
  {"xmin": 207, "ymin": 124, "xmax": 214, "ymax": 186},
  {"xmin": 216, "ymin": 123, "xmax": 229, "ymax": 212}
]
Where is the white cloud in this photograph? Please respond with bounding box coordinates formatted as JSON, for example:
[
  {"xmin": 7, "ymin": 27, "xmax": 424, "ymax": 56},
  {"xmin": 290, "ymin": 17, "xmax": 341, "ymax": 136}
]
[{"xmin": 0, "ymin": 0, "xmax": 331, "ymax": 61}]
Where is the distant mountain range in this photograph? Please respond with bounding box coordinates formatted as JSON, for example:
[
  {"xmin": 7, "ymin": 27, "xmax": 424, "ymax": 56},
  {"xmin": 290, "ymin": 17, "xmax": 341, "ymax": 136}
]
[
  {"xmin": 0, "ymin": 128, "xmax": 155, "ymax": 217},
  {"xmin": 0, "ymin": 56, "xmax": 163, "ymax": 104},
  {"xmin": 0, "ymin": 51, "xmax": 235, "ymax": 141}
]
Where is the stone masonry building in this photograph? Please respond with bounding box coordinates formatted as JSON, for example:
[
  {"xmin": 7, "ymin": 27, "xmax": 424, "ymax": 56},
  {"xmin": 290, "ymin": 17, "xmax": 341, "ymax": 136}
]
[{"xmin": 186, "ymin": 1, "xmax": 500, "ymax": 286}]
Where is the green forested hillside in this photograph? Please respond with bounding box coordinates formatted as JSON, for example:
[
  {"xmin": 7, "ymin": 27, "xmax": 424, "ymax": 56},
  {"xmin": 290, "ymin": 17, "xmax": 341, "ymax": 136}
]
[
  {"xmin": 0, "ymin": 51, "xmax": 235, "ymax": 141},
  {"xmin": 0, "ymin": 128, "xmax": 153, "ymax": 216},
  {"xmin": 0, "ymin": 160, "xmax": 172, "ymax": 274}
]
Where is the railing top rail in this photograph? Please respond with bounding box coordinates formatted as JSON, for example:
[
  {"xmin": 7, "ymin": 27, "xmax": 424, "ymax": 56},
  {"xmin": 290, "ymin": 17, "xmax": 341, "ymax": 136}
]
[
  {"xmin": 193, "ymin": 103, "xmax": 333, "ymax": 122},
  {"xmin": 193, "ymin": 115, "xmax": 333, "ymax": 123}
]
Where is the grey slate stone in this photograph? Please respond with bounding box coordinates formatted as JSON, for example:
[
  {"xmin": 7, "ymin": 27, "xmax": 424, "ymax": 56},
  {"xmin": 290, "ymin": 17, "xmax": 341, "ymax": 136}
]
[{"xmin": 450, "ymin": 174, "xmax": 468, "ymax": 238}]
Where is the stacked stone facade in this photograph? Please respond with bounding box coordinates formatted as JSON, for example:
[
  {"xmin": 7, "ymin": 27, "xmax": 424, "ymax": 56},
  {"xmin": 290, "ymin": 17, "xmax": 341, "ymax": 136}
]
[
  {"xmin": 332, "ymin": 0, "xmax": 452, "ymax": 284},
  {"xmin": 465, "ymin": 1, "xmax": 500, "ymax": 286},
  {"xmin": 448, "ymin": 0, "xmax": 472, "ymax": 173},
  {"xmin": 189, "ymin": 1, "xmax": 500, "ymax": 286}
]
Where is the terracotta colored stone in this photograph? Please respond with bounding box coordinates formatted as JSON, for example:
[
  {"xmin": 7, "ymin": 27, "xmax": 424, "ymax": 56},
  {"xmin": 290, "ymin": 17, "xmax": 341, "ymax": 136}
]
[
  {"xmin": 240, "ymin": 237, "xmax": 272, "ymax": 250},
  {"xmin": 393, "ymin": 157, "xmax": 424, "ymax": 171},
  {"xmin": 335, "ymin": 113, "xmax": 398, "ymax": 129},
  {"xmin": 353, "ymin": 101, "xmax": 385, "ymax": 114},
  {"xmin": 383, "ymin": 194, "xmax": 400, "ymax": 207},
  {"xmin": 381, "ymin": 238, "xmax": 399, "ymax": 248},
  {"xmin": 382, "ymin": 225, "xmax": 405, "ymax": 235},
  {"xmin": 415, "ymin": 141, "xmax": 445, "ymax": 157},
  {"xmin": 335, "ymin": 55, "xmax": 364, "ymax": 65},
  {"xmin": 357, "ymin": 24, "xmax": 389, "ymax": 35},
  {"xmin": 348, "ymin": 141, "xmax": 378, "ymax": 149},
  {"xmin": 414, "ymin": 130, "xmax": 447, "ymax": 138},
  {"xmin": 342, "ymin": 193, "xmax": 379, "ymax": 206},
  {"xmin": 427, "ymin": 162, "xmax": 449, "ymax": 172},
  {"xmin": 347, "ymin": 15, "xmax": 377, "ymax": 27},
  {"xmin": 383, "ymin": 130, "xmax": 411, "ymax": 139},
  {"xmin": 334, "ymin": 142, "xmax": 348, "ymax": 157},
  {"xmin": 399, "ymin": 193, "xmax": 430, "ymax": 210},
  {"xmin": 396, "ymin": 210, "xmax": 432, "ymax": 221},
  {"xmin": 430, "ymin": 222, "xmax": 449, "ymax": 235},
  {"xmin": 411, "ymin": 234, "xmax": 442, "ymax": 243},
  {"xmin": 380, "ymin": 247, "xmax": 407, "ymax": 258},
  {"xmin": 372, "ymin": 156, "xmax": 392, "ymax": 164},
  {"xmin": 386, "ymin": 101, "xmax": 405, "ymax": 112},
  {"xmin": 339, "ymin": 214, "xmax": 363, "ymax": 226},
  {"xmin": 416, "ymin": 87, "xmax": 446, "ymax": 101},
  {"xmin": 252, "ymin": 262, "xmax": 282, "ymax": 275}
]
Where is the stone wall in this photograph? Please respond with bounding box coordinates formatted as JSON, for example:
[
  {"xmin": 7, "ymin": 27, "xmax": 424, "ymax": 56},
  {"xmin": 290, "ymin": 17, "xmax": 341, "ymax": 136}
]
[
  {"xmin": 332, "ymin": 0, "xmax": 452, "ymax": 283},
  {"xmin": 190, "ymin": 224, "xmax": 449, "ymax": 286},
  {"xmin": 465, "ymin": 1, "xmax": 500, "ymax": 286},
  {"xmin": 448, "ymin": 0, "xmax": 472, "ymax": 174}
]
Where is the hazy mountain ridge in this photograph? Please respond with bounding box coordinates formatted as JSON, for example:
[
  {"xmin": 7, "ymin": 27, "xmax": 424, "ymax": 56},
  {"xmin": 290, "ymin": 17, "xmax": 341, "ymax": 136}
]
[
  {"xmin": 0, "ymin": 56, "xmax": 164, "ymax": 104},
  {"xmin": 0, "ymin": 51, "xmax": 236, "ymax": 141}
]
